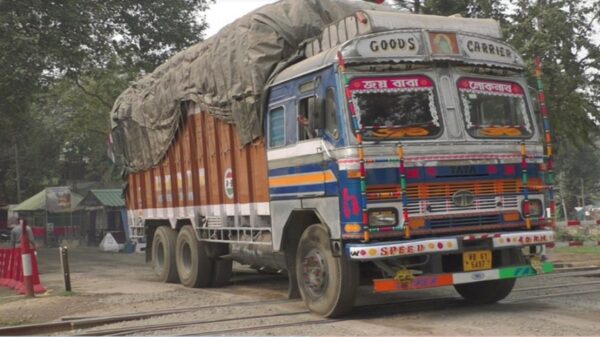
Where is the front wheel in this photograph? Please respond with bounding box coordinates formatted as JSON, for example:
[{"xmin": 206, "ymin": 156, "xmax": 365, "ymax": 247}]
[
  {"xmin": 295, "ymin": 224, "xmax": 359, "ymax": 317},
  {"xmin": 454, "ymin": 278, "xmax": 516, "ymax": 304}
]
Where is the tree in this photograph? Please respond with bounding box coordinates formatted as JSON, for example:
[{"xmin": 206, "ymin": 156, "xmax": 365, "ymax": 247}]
[
  {"xmin": 506, "ymin": 1, "xmax": 600, "ymax": 146},
  {"xmin": 389, "ymin": 0, "xmax": 505, "ymax": 20},
  {"xmin": 0, "ymin": 0, "xmax": 213, "ymax": 203},
  {"xmin": 505, "ymin": 1, "xmax": 600, "ymax": 212}
]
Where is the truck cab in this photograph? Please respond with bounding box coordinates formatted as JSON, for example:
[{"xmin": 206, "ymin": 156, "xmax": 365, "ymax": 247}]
[{"xmin": 264, "ymin": 11, "xmax": 554, "ymax": 316}]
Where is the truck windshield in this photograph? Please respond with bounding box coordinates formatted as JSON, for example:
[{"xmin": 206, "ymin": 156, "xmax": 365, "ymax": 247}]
[
  {"xmin": 348, "ymin": 76, "xmax": 441, "ymax": 139},
  {"xmin": 458, "ymin": 78, "xmax": 532, "ymax": 138}
]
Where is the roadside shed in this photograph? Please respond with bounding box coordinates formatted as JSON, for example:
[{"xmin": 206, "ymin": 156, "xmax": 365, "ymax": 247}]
[
  {"xmin": 77, "ymin": 189, "xmax": 129, "ymax": 246},
  {"xmin": 13, "ymin": 187, "xmax": 83, "ymax": 246}
]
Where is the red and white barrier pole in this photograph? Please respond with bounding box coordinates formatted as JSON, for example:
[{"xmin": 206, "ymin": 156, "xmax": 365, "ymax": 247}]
[{"xmin": 20, "ymin": 220, "xmax": 34, "ymax": 297}]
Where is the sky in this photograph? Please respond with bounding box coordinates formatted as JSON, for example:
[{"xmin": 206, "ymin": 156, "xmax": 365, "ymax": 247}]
[
  {"xmin": 203, "ymin": 0, "xmax": 599, "ymax": 42},
  {"xmin": 204, "ymin": 0, "xmax": 278, "ymax": 37}
]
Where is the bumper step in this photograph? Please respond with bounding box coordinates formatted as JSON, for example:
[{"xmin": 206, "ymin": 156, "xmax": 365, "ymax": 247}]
[
  {"xmin": 347, "ymin": 229, "xmax": 555, "ymax": 260},
  {"xmin": 374, "ymin": 262, "xmax": 554, "ymax": 293}
]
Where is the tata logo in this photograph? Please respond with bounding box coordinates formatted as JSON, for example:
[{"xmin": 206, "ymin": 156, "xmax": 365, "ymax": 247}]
[
  {"xmin": 452, "ymin": 190, "xmax": 475, "ymax": 207},
  {"xmin": 471, "ymin": 272, "xmax": 486, "ymax": 281},
  {"xmin": 449, "ymin": 166, "xmax": 477, "ymax": 175}
]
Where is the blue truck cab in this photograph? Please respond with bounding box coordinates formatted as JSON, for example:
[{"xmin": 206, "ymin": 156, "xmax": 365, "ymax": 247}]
[{"xmin": 263, "ymin": 10, "xmax": 555, "ymax": 316}]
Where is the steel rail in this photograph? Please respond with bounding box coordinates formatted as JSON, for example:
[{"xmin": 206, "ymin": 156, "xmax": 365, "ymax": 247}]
[
  {"xmin": 505, "ymin": 289, "xmax": 600, "ymax": 303},
  {"xmin": 78, "ymin": 311, "xmax": 309, "ymax": 336},
  {"xmin": 512, "ymin": 280, "xmax": 600, "ymax": 292},
  {"xmin": 548, "ymin": 268, "xmax": 600, "ymax": 278},
  {"xmin": 178, "ymin": 318, "xmax": 344, "ymax": 336},
  {"xmin": 0, "ymin": 298, "xmax": 294, "ymax": 336},
  {"xmin": 61, "ymin": 298, "xmax": 294, "ymax": 321}
]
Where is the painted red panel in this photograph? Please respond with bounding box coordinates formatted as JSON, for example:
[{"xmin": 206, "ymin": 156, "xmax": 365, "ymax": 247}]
[{"xmin": 125, "ymin": 107, "xmax": 269, "ymax": 214}]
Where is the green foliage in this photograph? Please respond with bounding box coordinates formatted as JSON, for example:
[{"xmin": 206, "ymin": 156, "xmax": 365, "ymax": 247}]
[
  {"xmin": 505, "ymin": 1, "xmax": 600, "ymax": 147},
  {"xmin": 554, "ymin": 226, "xmax": 588, "ymax": 242},
  {"xmin": 555, "ymin": 140, "xmax": 600, "ymax": 212},
  {"xmin": 390, "ymin": 0, "xmax": 600, "ymax": 215},
  {"xmin": 553, "ymin": 246, "xmax": 600, "ymax": 254},
  {"xmin": 0, "ymin": 0, "xmax": 212, "ymax": 203},
  {"xmin": 390, "ymin": 0, "xmax": 506, "ymax": 20},
  {"xmin": 34, "ymin": 62, "xmax": 137, "ymax": 183}
]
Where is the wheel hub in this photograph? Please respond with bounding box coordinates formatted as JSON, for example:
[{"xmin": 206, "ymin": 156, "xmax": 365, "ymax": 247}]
[{"xmin": 301, "ymin": 249, "xmax": 328, "ymax": 296}]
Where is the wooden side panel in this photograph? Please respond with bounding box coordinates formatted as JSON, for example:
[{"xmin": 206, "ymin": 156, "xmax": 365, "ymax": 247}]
[
  {"xmin": 163, "ymin": 154, "xmax": 173, "ymax": 208},
  {"xmin": 140, "ymin": 170, "xmax": 153, "ymax": 208},
  {"xmin": 217, "ymin": 118, "xmax": 234, "ymax": 205},
  {"xmin": 194, "ymin": 114, "xmax": 208, "ymax": 206},
  {"xmin": 249, "ymin": 139, "xmax": 269, "ymax": 203},
  {"xmin": 180, "ymin": 122, "xmax": 193, "ymax": 207},
  {"xmin": 125, "ymin": 108, "xmax": 270, "ymax": 214},
  {"xmin": 133, "ymin": 173, "xmax": 142, "ymax": 209},
  {"xmin": 232, "ymin": 127, "xmax": 250, "ymax": 205},
  {"xmin": 172, "ymin": 131, "xmax": 183, "ymax": 207},
  {"xmin": 204, "ymin": 113, "xmax": 222, "ymax": 206},
  {"xmin": 154, "ymin": 166, "xmax": 163, "ymax": 209}
]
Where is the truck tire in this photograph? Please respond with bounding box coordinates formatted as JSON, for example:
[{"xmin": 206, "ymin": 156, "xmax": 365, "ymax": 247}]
[
  {"xmin": 176, "ymin": 225, "xmax": 212, "ymax": 288},
  {"xmin": 152, "ymin": 226, "xmax": 179, "ymax": 283},
  {"xmin": 454, "ymin": 278, "xmax": 516, "ymax": 304},
  {"xmin": 295, "ymin": 224, "xmax": 359, "ymax": 317},
  {"xmin": 209, "ymin": 243, "xmax": 232, "ymax": 287}
]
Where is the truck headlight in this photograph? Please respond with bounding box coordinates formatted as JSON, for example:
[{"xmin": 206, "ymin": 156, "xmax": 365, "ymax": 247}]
[
  {"xmin": 522, "ymin": 199, "xmax": 543, "ymax": 217},
  {"xmin": 368, "ymin": 208, "xmax": 398, "ymax": 227}
]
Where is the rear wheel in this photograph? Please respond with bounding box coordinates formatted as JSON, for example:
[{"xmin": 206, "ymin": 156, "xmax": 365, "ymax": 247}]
[
  {"xmin": 454, "ymin": 278, "xmax": 516, "ymax": 304},
  {"xmin": 295, "ymin": 224, "xmax": 358, "ymax": 317},
  {"xmin": 152, "ymin": 226, "xmax": 179, "ymax": 283},
  {"xmin": 176, "ymin": 225, "xmax": 212, "ymax": 288}
]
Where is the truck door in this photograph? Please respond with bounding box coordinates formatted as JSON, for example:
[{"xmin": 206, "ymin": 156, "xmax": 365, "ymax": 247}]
[{"xmin": 294, "ymin": 76, "xmax": 327, "ymax": 197}]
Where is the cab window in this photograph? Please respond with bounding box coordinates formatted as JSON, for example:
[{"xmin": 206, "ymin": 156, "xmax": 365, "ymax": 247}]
[
  {"xmin": 458, "ymin": 78, "xmax": 532, "ymax": 138},
  {"xmin": 268, "ymin": 107, "xmax": 285, "ymax": 147},
  {"xmin": 325, "ymin": 88, "xmax": 339, "ymax": 138},
  {"xmin": 348, "ymin": 75, "xmax": 442, "ymax": 139},
  {"xmin": 298, "ymin": 96, "xmax": 316, "ymax": 141}
]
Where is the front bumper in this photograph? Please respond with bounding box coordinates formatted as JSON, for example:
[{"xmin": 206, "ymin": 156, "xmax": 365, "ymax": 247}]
[
  {"xmin": 346, "ymin": 229, "xmax": 555, "ymax": 260},
  {"xmin": 373, "ymin": 262, "xmax": 554, "ymax": 293}
]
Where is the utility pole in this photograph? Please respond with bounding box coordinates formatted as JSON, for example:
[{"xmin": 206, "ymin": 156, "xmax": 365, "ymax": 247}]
[
  {"xmin": 580, "ymin": 178, "xmax": 585, "ymax": 207},
  {"xmin": 13, "ymin": 135, "xmax": 21, "ymax": 203}
]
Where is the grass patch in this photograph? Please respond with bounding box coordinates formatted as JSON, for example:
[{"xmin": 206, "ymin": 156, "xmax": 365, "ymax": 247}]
[
  {"xmin": 58, "ymin": 290, "xmax": 77, "ymax": 297},
  {"xmin": 553, "ymin": 246, "xmax": 600, "ymax": 255},
  {"xmin": 0, "ymin": 296, "xmax": 21, "ymax": 305},
  {"xmin": 0, "ymin": 318, "xmax": 29, "ymax": 327}
]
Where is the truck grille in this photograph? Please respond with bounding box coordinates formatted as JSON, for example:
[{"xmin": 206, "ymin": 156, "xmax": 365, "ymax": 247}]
[
  {"xmin": 366, "ymin": 180, "xmax": 537, "ymax": 201},
  {"xmin": 427, "ymin": 214, "xmax": 502, "ymax": 229},
  {"xmin": 406, "ymin": 195, "xmax": 519, "ymax": 215}
]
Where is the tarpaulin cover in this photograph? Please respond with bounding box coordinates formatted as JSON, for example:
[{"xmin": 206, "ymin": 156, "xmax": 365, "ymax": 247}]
[{"xmin": 110, "ymin": 0, "xmax": 390, "ymax": 173}]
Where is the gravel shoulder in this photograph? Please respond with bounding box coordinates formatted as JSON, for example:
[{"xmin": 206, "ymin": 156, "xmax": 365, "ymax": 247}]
[{"xmin": 0, "ymin": 246, "xmax": 599, "ymax": 335}]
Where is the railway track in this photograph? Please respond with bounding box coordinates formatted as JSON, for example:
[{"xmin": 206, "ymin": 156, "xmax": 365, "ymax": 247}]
[{"xmin": 2, "ymin": 268, "xmax": 599, "ymax": 336}]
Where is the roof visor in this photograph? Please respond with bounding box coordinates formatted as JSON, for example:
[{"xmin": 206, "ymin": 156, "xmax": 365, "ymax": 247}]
[{"xmin": 340, "ymin": 30, "xmax": 524, "ymax": 69}]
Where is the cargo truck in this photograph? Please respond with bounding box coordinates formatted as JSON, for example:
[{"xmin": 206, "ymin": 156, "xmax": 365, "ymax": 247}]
[{"xmin": 119, "ymin": 8, "xmax": 555, "ymax": 317}]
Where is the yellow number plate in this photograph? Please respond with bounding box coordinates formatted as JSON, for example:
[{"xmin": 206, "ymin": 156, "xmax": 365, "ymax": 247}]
[{"xmin": 463, "ymin": 250, "xmax": 492, "ymax": 272}]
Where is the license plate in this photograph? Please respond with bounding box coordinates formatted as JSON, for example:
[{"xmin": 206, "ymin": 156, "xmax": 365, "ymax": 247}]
[{"xmin": 463, "ymin": 250, "xmax": 492, "ymax": 271}]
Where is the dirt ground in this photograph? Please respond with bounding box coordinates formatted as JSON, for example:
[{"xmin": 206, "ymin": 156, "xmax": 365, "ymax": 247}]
[{"xmin": 0, "ymin": 245, "xmax": 599, "ymax": 335}]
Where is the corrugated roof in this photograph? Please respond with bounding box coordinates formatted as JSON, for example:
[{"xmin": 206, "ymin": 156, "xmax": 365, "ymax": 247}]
[
  {"xmin": 13, "ymin": 188, "xmax": 83, "ymax": 212},
  {"xmin": 88, "ymin": 189, "xmax": 125, "ymax": 207}
]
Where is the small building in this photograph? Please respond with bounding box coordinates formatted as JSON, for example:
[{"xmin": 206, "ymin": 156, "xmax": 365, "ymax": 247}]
[
  {"xmin": 13, "ymin": 187, "xmax": 84, "ymax": 246},
  {"xmin": 77, "ymin": 189, "xmax": 129, "ymax": 246}
]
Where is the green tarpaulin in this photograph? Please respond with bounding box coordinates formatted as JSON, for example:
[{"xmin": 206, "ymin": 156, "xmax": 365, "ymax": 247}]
[{"xmin": 13, "ymin": 188, "xmax": 83, "ymax": 213}]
